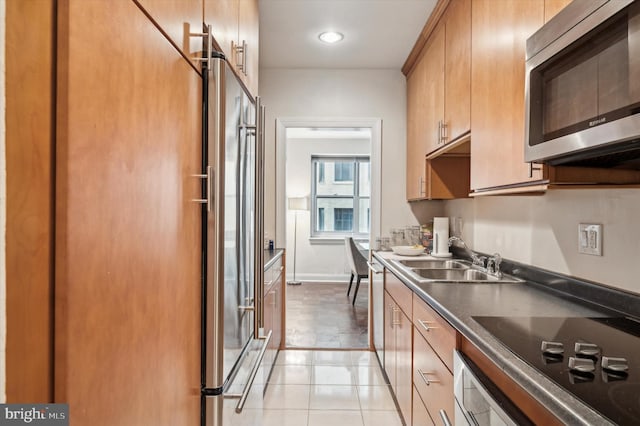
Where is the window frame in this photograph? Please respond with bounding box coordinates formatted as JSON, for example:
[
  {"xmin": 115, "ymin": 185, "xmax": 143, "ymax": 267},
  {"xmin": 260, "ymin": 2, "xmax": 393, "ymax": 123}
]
[{"xmin": 310, "ymin": 155, "xmax": 370, "ymax": 238}]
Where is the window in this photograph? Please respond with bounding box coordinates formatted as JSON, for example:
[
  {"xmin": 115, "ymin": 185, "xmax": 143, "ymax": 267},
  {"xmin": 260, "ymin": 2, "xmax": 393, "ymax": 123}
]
[
  {"xmin": 318, "ymin": 208, "xmax": 325, "ymax": 230},
  {"xmin": 334, "ymin": 162, "xmax": 353, "ymax": 182},
  {"xmin": 334, "ymin": 208, "xmax": 353, "ymax": 231},
  {"xmin": 311, "ymin": 156, "xmax": 370, "ymax": 237}
]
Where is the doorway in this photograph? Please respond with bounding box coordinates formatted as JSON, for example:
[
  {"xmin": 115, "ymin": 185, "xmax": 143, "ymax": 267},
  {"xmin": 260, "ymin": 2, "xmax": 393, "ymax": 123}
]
[{"xmin": 275, "ymin": 118, "xmax": 382, "ymax": 349}]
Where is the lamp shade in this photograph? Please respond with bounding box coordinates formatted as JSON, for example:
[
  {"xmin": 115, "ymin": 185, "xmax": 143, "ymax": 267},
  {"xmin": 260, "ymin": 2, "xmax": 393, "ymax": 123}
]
[{"xmin": 288, "ymin": 196, "xmax": 309, "ymax": 211}]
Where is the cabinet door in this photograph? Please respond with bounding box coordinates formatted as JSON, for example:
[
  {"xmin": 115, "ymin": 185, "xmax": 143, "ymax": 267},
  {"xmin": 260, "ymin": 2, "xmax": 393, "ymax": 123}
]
[
  {"xmin": 413, "ymin": 386, "xmax": 436, "ymax": 426},
  {"xmin": 135, "ymin": 0, "xmax": 202, "ymax": 60},
  {"xmin": 424, "ymin": 24, "xmax": 446, "ymax": 155},
  {"xmin": 396, "ymin": 309, "xmax": 413, "ymax": 426},
  {"xmin": 406, "ymin": 53, "xmax": 428, "ymax": 200},
  {"xmin": 205, "ymin": 0, "xmax": 239, "ymax": 61},
  {"xmin": 544, "ymin": 0, "xmax": 572, "ymax": 23},
  {"xmin": 239, "ymin": 0, "xmax": 260, "ymax": 96},
  {"xmin": 470, "ymin": 0, "xmax": 544, "ymax": 191},
  {"xmin": 384, "ymin": 291, "xmax": 397, "ymax": 390},
  {"xmin": 56, "ymin": 1, "xmax": 201, "ymax": 424},
  {"xmin": 444, "ymin": 0, "xmax": 471, "ymax": 142}
]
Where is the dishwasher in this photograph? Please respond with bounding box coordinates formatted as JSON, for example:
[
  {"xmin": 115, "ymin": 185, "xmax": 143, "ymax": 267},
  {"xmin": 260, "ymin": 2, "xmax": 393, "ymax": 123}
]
[
  {"xmin": 453, "ymin": 351, "xmax": 533, "ymax": 426},
  {"xmin": 368, "ymin": 256, "xmax": 385, "ymax": 368}
]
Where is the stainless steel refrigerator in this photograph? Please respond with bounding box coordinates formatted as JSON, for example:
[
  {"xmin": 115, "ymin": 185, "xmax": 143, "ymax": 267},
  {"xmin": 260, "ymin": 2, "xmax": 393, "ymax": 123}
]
[{"xmin": 199, "ymin": 49, "xmax": 266, "ymax": 426}]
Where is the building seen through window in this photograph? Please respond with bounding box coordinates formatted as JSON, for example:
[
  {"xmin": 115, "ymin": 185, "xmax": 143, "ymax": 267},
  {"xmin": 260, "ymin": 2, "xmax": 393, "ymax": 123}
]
[{"xmin": 311, "ymin": 156, "xmax": 370, "ymax": 237}]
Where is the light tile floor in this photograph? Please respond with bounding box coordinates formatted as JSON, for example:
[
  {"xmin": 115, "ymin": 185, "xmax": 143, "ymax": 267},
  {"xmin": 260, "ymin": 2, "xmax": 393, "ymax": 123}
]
[{"xmin": 258, "ymin": 349, "xmax": 404, "ymax": 426}]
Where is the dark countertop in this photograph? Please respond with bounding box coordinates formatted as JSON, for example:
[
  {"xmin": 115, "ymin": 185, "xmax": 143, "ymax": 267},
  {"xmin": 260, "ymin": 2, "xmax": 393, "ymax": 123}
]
[
  {"xmin": 264, "ymin": 248, "xmax": 284, "ymax": 271},
  {"xmin": 373, "ymin": 250, "xmax": 620, "ymax": 426}
]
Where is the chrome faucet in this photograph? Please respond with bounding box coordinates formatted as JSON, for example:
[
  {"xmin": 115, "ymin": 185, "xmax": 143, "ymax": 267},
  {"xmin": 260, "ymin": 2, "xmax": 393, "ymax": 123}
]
[
  {"xmin": 486, "ymin": 253, "xmax": 503, "ymax": 278},
  {"xmin": 448, "ymin": 236, "xmax": 486, "ymax": 267}
]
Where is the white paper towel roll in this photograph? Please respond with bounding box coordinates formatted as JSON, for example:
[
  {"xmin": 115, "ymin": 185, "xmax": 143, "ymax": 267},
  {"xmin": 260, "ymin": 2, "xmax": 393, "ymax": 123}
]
[{"xmin": 432, "ymin": 217, "xmax": 450, "ymax": 256}]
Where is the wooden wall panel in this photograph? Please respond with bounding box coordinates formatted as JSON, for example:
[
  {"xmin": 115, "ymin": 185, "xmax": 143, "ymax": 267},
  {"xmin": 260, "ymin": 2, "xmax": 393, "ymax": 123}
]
[
  {"xmin": 5, "ymin": 0, "xmax": 55, "ymax": 403},
  {"xmin": 55, "ymin": 1, "xmax": 201, "ymax": 424}
]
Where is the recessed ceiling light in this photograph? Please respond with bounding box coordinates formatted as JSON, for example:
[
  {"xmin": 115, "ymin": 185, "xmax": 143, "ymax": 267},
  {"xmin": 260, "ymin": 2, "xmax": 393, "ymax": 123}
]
[{"xmin": 318, "ymin": 31, "xmax": 344, "ymax": 44}]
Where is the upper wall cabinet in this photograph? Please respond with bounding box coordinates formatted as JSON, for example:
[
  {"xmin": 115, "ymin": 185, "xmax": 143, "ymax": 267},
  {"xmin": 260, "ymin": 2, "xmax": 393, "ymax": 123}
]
[
  {"xmin": 405, "ymin": 0, "xmax": 471, "ymax": 201},
  {"xmin": 135, "ymin": 0, "xmax": 203, "ymax": 65},
  {"xmin": 205, "ymin": 0, "xmax": 260, "ymax": 97},
  {"xmin": 443, "ymin": 0, "xmax": 471, "ymax": 145},
  {"xmin": 470, "ymin": 0, "xmax": 545, "ymax": 191}
]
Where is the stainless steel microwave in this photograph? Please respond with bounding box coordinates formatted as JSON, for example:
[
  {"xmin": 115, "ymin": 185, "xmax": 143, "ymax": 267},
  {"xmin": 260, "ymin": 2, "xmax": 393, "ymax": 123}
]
[{"xmin": 524, "ymin": 0, "xmax": 640, "ymax": 167}]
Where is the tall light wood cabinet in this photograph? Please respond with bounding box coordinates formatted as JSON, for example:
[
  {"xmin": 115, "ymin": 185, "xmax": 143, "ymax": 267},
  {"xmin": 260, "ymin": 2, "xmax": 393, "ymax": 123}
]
[
  {"xmin": 205, "ymin": 0, "xmax": 260, "ymax": 96},
  {"xmin": 406, "ymin": 43, "xmax": 430, "ymax": 200},
  {"xmin": 54, "ymin": 1, "xmax": 202, "ymax": 424},
  {"xmin": 6, "ymin": 0, "xmax": 55, "ymax": 403}
]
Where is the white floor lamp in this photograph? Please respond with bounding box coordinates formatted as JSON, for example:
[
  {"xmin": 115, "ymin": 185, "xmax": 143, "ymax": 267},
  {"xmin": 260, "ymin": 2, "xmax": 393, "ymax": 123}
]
[{"xmin": 287, "ymin": 196, "xmax": 309, "ymax": 285}]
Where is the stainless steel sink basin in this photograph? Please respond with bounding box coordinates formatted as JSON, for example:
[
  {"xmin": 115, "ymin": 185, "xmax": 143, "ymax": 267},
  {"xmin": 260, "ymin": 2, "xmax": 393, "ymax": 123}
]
[
  {"xmin": 399, "ymin": 259, "xmax": 470, "ymax": 269},
  {"xmin": 410, "ymin": 267, "xmax": 522, "ymax": 283}
]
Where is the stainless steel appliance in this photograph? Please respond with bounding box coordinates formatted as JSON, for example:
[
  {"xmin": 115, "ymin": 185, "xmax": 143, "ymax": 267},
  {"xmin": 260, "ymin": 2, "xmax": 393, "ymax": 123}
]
[
  {"xmin": 453, "ymin": 351, "xmax": 532, "ymax": 426},
  {"xmin": 473, "ymin": 316, "xmax": 640, "ymax": 425},
  {"xmin": 368, "ymin": 257, "xmax": 385, "ymax": 367},
  {"xmin": 525, "ymin": 0, "xmax": 640, "ymax": 167},
  {"xmin": 199, "ymin": 47, "xmax": 267, "ymax": 425}
]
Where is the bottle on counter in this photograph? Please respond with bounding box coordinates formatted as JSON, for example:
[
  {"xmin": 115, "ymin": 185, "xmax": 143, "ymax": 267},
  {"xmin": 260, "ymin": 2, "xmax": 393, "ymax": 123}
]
[{"xmin": 421, "ymin": 223, "xmax": 433, "ymax": 253}]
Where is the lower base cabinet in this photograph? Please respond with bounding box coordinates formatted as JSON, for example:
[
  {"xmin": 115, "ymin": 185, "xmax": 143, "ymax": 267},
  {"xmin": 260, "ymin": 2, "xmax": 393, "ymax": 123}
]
[
  {"xmin": 413, "ymin": 385, "xmax": 435, "ymax": 426},
  {"xmin": 383, "ymin": 282, "xmax": 413, "ymax": 425}
]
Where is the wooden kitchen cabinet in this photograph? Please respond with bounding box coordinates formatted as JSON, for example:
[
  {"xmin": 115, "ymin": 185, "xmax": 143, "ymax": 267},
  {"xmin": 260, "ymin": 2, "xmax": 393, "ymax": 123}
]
[
  {"xmin": 443, "ymin": 0, "xmax": 471, "ymax": 144},
  {"xmin": 413, "ymin": 327, "xmax": 455, "ymax": 424},
  {"xmin": 544, "ymin": 0, "xmax": 573, "ymax": 23},
  {"xmin": 55, "ymin": 1, "xmax": 202, "ymax": 424},
  {"xmin": 205, "ymin": 0, "xmax": 260, "ymax": 96},
  {"xmin": 405, "ymin": 0, "xmax": 470, "ymax": 201},
  {"xmin": 384, "ymin": 271, "xmax": 413, "ymax": 425},
  {"xmin": 470, "ymin": 0, "xmax": 545, "ymax": 192},
  {"xmin": 413, "ymin": 386, "xmax": 436, "ymax": 426}
]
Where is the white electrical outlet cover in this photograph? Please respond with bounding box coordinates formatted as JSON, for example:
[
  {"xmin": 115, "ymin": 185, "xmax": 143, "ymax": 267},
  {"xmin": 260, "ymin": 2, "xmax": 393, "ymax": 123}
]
[{"xmin": 578, "ymin": 223, "xmax": 602, "ymax": 256}]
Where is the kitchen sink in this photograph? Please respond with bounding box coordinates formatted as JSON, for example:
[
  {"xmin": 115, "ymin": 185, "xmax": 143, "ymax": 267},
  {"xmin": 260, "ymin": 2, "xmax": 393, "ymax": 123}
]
[
  {"xmin": 399, "ymin": 259, "xmax": 470, "ymax": 269},
  {"xmin": 410, "ymin": 267, "xmax": 522, "ymax": 283}
]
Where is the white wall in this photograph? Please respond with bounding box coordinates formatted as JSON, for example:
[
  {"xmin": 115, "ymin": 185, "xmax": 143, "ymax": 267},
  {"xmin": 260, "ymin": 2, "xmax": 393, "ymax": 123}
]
[
  {"xmin": 1, "ymin": 0, "xmax": 7, "ymax": 402},
  {"xmin": 260, "ymin": 68, "xmax": 420, "ymax": 249},
  {"xmin": 286, "ymin": 137, "xmax": 369, "ymax": 282},
  {"xmin": 444, "ymin": 189, "xmax": 640, "ymax": 295}
]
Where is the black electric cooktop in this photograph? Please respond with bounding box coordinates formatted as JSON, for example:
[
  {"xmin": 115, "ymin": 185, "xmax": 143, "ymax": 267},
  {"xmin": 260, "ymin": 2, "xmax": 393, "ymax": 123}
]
[{"xmin": 473, "ymin": 316, "xmax": 640, "ymax": 425}]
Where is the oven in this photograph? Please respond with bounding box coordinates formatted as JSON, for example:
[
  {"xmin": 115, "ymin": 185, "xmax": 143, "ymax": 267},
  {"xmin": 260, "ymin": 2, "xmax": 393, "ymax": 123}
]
[
  {"xmin": 524, "ymin": 0, "xmax": 640, "ymax": 167},
  {"xmin": 453, "ymin": 351, "xmax": 533, "ymax": 426}
]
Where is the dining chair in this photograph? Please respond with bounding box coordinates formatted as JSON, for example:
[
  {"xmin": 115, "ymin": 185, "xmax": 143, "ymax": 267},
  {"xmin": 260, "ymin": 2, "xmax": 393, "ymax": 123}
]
[{"xmin": 345, "ymin": 237, "xmax": 369, "ymax": 306}]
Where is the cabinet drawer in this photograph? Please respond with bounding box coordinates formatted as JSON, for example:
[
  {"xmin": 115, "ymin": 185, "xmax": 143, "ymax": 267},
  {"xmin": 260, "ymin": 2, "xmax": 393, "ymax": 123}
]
[
  {"xmin": 413, "ymin": 294, "xmax": 456, "ymax": 371},
  {"xmin": 413, "ymin": 385, "xmax": 435, "ymax": 426},
  {"xmin": 385, "ymin": 270, "xmax": 413, "ymax": 316},
  {"xmin": 264, "ymin": 257, "xmax": 283, "ymax": 294},
  {"xmin": 413, "ymin": 331, "xmax": 455, "ymax": 422}
]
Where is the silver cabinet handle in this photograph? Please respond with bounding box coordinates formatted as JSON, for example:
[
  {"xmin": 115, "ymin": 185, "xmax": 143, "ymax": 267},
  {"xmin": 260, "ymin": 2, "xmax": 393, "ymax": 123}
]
[
  {"xmin": 392, "ymin": 306, "xmax": 402, "ymax": 326},
  {"xmin": 190, "ymin": 165, "xmax": 214, "ymax": 212},
  {"xmin": 233, "ymin": 40, "xmax": 248, "ymax": 76},
  {"xmin": 417, "ymin": 369, "xmax": 439, "ymax": 386},
  {"xmin": 419, "ymin": 176, "xmax": 426, "ymax": 196},
  {"xmin": 190, "ymin": 24, "xmax": 213, "ymax": 70},
  {"xmin": 388, "ymin": 305, "xmax": 395, "ymax": 329},
  {"xmin": 439, "ymin": 409, "xmax": 452, "ymax": 426},
  {"xmin": 437, "ymin": 120, "xmax": 442, "ymax": 145},
  {"xmin": 440, "ymin": 120, "xmax": 447, "ymax": 144},
  {"xmin": 367, "ymin": 261, "xmax": 384, "ymax": 274},
  {"xmin": 417, "ymin": 319, "xmax": 438, "ymax": 332}
]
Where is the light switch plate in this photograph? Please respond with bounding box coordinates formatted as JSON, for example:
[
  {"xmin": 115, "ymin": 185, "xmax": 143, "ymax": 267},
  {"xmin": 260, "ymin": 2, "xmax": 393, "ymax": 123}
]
[{"xmin": 578, "ymin": 223, "xmax": 602, "ymax": 256}]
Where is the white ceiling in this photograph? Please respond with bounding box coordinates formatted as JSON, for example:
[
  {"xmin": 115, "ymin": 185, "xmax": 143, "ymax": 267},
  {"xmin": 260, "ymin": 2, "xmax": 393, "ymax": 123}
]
[{"xmin": 259, "ymin": 0, "xmax": 437, "ymax": 69}]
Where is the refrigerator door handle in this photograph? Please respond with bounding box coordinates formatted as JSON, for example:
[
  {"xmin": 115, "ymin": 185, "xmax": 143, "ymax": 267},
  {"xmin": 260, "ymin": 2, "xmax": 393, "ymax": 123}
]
[{"xmin": 223, "ymin": 330, "xmax": 272, "ymax": 412}]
